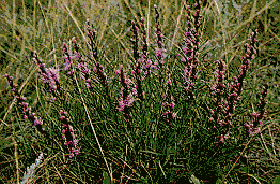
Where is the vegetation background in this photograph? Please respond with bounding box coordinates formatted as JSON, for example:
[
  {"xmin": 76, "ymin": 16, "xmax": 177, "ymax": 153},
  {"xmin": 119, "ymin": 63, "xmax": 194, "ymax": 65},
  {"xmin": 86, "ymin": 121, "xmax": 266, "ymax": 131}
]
[{"xmin": 0, "ymin": 0, "xmax": 280, "ymax": 183}]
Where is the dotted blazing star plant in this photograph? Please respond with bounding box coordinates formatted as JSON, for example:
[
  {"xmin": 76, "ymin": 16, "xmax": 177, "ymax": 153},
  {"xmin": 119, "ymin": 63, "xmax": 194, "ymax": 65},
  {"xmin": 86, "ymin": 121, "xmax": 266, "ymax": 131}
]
[{"xmin": 2, "ymin": 1, "xmax": 276, "ymax": 183}]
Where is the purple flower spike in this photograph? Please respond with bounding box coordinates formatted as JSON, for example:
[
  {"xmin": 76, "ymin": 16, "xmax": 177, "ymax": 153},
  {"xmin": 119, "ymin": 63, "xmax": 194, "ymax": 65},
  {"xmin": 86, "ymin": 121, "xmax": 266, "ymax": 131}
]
[
  {"xmin": 245, "ymin": 83, "xmax": 269, "ymax": 136},
  {"xmin": 116, "ymin": 67, "xmax": 136, "ymax": 120},
  {"xmin": 179, "ymin": 4, "xmax": 203, "ymax": 102},
  {"xmin": 33, "ymin": 52, "xmax": 61, "ymax": 98},
  {"xmin": 131, "ymin": 70, "xmax": 135, "ymax": 75},
  {"xmin": 59, "ymin": 110, "xmax": 80, "ymax": 158},
  {"xmin": 34, "ymin": 117, "xmax": 43, "ymax": 126},
  {"xmin": 4, "ymin": 74, "xmax": 19, "ymax": 97},
  {"xmin": 14, "ymin": 95, "xmax": 51, "ymax": 139},
  {"xmin": 161, "ymin": 76, "xmax": 176, "ymax": 125},
  {"xmin": 84, "ymin": 20, "xmax": 108, "ymax": 87},
  {"xmin": 4, "ymin": 77, "xmax": 51, "ymax": 138},
  {"xmin": 210, "ymin": 30, "xmax": 259, "ymax": 141}
]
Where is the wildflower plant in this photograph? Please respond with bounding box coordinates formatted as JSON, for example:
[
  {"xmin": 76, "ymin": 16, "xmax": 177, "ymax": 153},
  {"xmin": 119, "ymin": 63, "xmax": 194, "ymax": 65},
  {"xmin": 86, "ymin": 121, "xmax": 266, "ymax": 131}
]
[
  {"xmin": 1, "ymin": 0, "xmax": 280, "ymax": 183},
  {"xmin": 59, "ymin": 110, "xmax": 80, "ymax": 158}
]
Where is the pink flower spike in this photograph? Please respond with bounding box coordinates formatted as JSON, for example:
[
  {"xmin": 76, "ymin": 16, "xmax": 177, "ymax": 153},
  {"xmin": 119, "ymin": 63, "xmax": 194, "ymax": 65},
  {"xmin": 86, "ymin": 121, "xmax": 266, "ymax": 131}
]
[
  {"xmin": 167, "ymin": 79, "xmax": 171, "ymax": 85},
  {"xmin": 219, "ymin": 135, "xmax": 224, "ymax": 143},
  {"xmin": 34, "ymin": 118, "xmax": 43, "ymax": 126}
]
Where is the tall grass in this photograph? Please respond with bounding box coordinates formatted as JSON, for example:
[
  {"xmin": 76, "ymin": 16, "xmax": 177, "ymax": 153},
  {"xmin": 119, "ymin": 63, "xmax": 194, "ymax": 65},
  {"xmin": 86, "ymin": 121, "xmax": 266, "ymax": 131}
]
[{"xmin": 1, "ymin": 0, "xmax": 280, "ymax": 183}]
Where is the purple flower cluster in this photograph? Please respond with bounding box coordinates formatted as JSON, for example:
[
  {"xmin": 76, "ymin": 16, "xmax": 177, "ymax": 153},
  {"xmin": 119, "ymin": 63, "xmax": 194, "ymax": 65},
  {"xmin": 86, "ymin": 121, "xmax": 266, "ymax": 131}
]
[
  {"xmin": 33, "ymin": 48, "xmax": 81, "ymax": 158},
  {"xmin": 221, "ymin": 29, "xmax": 258, "ymax": 127},
  {"xmin": 180, "ymin": 4, "xmax": 202, "ymax": 101},
  {"xmin": 161, "ymin": 77, "xmax": 176, "ymax": 125},
  {"xmin": 182, "ymin": 63, "xmax": 195, "ymax": 98},
  {"xmin": 245, "ymin": 83, "xmax": 269, "ymax": 136},
  {"xmin": 62, "ymin": 42, "xmax": 75, "ymax": 77},
  {"xmin": 143, "ymin": 58, "xmax": 158, "ymax": 76},
  {"xmin": 137, "ymin": 17, "xmax": 159, "ymax": 77},
  {"xmin": 93, "ymin": 61, "xmax": 108, "ymax": 86},
  {"xmin": 209, "ymin": 59, "xmax": 227, "ymax": 124},
  {"xmin": 154, "ymin": 4, "xmax": 168, "ymax": 66},
  {"xmin": 130, "ymin": 19, "xmax": 144, "ymax": 102},
  {"xmin": 208, "ymin": 29, "xmax": 263, "ymax": 143},
  {"xmin": 17, "ymin": 96, "xmax": 51, "ymax": 139},
  {"xmin": 4, "ymin": 73, "xmax": 51, "ymax": 139},
  {"xmin": 211, "ymin": 59, "xmax": 227, "ymax": 96},
  {"xmin": 79, "ymin": 61, "xmax": 91, "ymax": 88},
  {"xmin": 86, "ymin": 19, "xmax": 97, "ymax": 60},
  {"xmin": 4, "ymin": 74, "xmax": 19, "ymax": 96},
  {"xmin": 33, "ymin": 52, "xmax": 60, "ymax": 98},
  {"xmin": 86, "ymin": 19, "xmax": 108, "ymax": 87},
  {"xmin": 115, "ymin": 66, "xmax": 135, "ymax": 121},
  {"xmin": 59, "ymin": 110, "xmax": 79, "ymax": 158},
  {"xmin": 73, "ymin": 39, "xmax": 92, "ymax": 89},
  {"xmin": 17, "ymin": 96, "xmax": 31, "ymax": 119}
]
